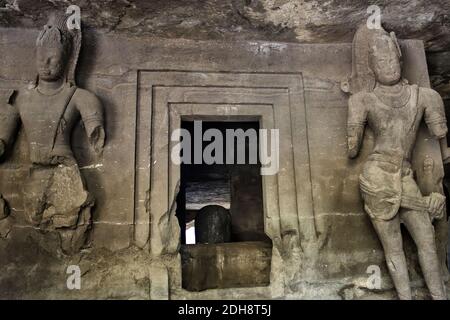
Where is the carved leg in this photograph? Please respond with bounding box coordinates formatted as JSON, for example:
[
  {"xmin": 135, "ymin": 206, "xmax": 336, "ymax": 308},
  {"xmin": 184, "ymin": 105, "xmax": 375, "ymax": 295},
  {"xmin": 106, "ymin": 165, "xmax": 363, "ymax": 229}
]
[
  {"xmin": 434, "ymin": 210, "xmax": 449, "ymax": 280},
  {"xmin": 400, "ymin": 209, "xmax": 447, "ymax": 300},
  {"xmin": 23, "ymin": 167, "xmax": 53, "ymax": 226},
  {"xmin": 370, "ymin": 215, "xmax": 412, "ymax": 300},
  {"xmin": 59, "ymin": 206, "xmax": 92, "ymax": 255}
]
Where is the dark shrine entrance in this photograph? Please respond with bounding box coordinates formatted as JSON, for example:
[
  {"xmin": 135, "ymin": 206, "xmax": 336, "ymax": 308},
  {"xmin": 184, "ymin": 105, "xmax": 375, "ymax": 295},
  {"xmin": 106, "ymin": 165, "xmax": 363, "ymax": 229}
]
[{"xmin": 176, "ymin": 120, "xmax": 272, "ymax": 291}]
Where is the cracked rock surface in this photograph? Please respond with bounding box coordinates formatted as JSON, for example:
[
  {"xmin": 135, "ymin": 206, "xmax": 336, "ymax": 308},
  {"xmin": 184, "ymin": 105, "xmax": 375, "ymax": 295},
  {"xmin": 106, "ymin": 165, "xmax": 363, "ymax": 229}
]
[{"xmin": 0, "ymin": 0, "xmax": 448, "ymax": 99}]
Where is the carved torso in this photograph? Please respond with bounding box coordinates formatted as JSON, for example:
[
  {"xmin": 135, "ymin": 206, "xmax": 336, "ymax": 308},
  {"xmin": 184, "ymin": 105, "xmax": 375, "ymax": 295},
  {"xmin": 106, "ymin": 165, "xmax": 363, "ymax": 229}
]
[
  {"xmin": 14, "ymin": 82, "xmax": 79, "ymax": 165},
  {"xmin": 365, "ymin": 84, "xmax": 420, "ymax": 161},
  {"xmin": 349, "ymin": 83, "xmax": 447, "ymax": 163},
  {"xmin": 348, "ymin": 82, "xmax": 448, "ymax": 220},
  {"xmin": 10, "ymin": 82, "xmax": 104, "ymax": 166}
]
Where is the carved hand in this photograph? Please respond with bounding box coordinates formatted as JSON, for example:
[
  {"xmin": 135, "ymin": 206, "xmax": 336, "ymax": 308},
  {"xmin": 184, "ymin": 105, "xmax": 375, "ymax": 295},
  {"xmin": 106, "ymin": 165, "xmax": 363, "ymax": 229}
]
[
  {"xmin": 347, "ymin": 126, "xmax": 364, "ymax": 158},
  {"xmin": 89, "ymin": 126, "xmax": 105, "ymax": 155},
  {"xmin": 427, "ymin": 192, "xmax": 446, "ymax": 220},
  {"xmin": 348, "ymin": 136, "xmax": 359, "ymax": 158}
]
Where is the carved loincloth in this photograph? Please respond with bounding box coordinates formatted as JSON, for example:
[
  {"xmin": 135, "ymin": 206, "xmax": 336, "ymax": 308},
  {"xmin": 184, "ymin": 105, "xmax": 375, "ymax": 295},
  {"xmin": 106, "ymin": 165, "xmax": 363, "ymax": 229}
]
[
  {"xmin": 359, "ymin": 156, "xmax": 427, "ymax": 221},
  {"xmin": 22, "ymin": 164, "xmax": 93, "ymax": 253}
]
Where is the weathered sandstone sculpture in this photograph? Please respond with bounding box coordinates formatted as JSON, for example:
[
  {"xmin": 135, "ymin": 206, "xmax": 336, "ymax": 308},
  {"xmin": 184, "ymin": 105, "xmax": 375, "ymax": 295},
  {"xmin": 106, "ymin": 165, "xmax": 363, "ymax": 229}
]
[
  {"xmin": 0, "ymin": 14, "xmax": 104, "ymax": 254},
  {"xmin": 343, "ymin": 24, "xmax": 448, "ymax": 300}
]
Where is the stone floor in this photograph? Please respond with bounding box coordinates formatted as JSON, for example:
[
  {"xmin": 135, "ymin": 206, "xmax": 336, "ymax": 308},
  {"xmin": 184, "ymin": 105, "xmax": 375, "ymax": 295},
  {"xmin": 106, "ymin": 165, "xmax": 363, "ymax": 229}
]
[{"xmin": 1, "ymin": 227, "xmax": 448, "ymax": 300}]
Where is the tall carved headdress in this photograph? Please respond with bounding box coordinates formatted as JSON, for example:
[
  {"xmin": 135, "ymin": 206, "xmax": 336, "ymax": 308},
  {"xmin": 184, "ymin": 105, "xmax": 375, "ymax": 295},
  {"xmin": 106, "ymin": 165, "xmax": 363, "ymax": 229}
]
[
  {"xmin": 35, "ymin": 13, "xmax": 82, "ymax": 86},
  {"xmin": 341, "ymin": 24, "xmax": 402, "ymax": 94}
]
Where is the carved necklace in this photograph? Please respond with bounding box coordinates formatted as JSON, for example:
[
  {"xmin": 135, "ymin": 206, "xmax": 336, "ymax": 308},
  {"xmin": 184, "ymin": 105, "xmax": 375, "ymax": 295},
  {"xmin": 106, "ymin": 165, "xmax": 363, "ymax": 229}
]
[
  {"xmin": 36, "ymin": 82, "xmax": 66, "ymax": 96},
  {"xmin": 373, "ymin": 82, "xmax": 411, "ymax": 109}
]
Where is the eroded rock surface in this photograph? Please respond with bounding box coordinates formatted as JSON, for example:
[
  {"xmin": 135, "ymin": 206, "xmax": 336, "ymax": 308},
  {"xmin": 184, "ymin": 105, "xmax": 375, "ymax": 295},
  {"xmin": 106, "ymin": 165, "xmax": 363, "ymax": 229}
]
[{"xmin": 0, "ymin": 0, "xmax": 448, "ymax": 98}]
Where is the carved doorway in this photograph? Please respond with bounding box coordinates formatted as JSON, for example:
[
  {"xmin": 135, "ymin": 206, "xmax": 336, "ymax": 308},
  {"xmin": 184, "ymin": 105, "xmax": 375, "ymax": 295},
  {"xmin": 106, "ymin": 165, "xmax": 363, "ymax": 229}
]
[{"xmin": 135, "ymin": 70, "xmax": 314, "ymax": 298}]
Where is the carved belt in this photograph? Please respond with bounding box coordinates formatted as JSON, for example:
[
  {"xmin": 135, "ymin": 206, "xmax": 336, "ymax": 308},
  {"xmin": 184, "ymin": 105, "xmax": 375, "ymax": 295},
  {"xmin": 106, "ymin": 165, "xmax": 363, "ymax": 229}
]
[{"xmin": 367, "ymin": 153, "xmax": 411, "ymax": 169}]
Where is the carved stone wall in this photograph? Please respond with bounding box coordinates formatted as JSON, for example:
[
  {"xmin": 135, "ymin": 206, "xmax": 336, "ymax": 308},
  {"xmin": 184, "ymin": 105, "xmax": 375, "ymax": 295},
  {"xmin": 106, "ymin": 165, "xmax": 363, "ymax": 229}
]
[{"xmin": 0, "ymin": 27, "xmax": 447, "ymax": 299}]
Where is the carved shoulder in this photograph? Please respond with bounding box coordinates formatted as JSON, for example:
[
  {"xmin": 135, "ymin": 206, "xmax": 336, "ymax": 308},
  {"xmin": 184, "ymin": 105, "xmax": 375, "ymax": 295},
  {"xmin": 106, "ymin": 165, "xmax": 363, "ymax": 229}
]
[
  {"xmin": 0, "ymin": 90, "xmax": 20, "ymax": 152},
  {"xmin": 418, "ymin": 87, "xmax": 444, "ymax": 107},
  {"xmin": 0, "ymin": 90, "xmax": 19, "ymax": 116},
  {"xmin": 349, "ymin": 91, "xmax": 373, "ymax": 109},
  {"xmin": 9, "ymin": 87, "xmax": 36, "ymax": 110},
  {"xmin": 73, "ymin": 88, "xmax": 102, "ymax": 111}
]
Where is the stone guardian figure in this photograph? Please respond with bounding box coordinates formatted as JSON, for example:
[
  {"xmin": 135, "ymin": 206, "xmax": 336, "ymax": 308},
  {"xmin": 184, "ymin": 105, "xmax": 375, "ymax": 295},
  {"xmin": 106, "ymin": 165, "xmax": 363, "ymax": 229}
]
[
  {"xmin": 0, "ymin": 14, "xmax": 105, "ymax": 254},
  {"xmin": 343, "ymin": 24, "xmax": 448, "ymax": 300}
]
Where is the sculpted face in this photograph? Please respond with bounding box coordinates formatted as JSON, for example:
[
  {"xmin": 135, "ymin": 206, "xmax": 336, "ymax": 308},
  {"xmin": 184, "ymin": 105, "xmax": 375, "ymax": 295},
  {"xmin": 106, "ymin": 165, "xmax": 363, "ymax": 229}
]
[
  {"xmin": 36, "ymin": 46, "xmax": 66, "ymax": 81},
  {"xmin": 369, "ymin": 35, "xmax": 401, "ymax": 85}
]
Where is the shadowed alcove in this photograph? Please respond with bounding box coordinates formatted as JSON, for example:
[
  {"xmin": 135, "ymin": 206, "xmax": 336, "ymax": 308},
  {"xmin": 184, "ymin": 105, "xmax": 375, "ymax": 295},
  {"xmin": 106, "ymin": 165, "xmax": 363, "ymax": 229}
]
[{"xmin": 176, "ymin": 120, "xmax": 272, "ymax": 291}]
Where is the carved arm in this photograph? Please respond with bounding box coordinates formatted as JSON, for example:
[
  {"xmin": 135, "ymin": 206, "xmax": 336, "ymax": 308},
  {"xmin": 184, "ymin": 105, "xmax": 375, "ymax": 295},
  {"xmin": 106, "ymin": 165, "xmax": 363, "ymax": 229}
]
[
  {"xmin": 75, "ymin": 89, "xmax": 105, "ymax": 155},
  {"xmin": 423, "ymin": 88, "xmax": 450, "ymax": 164},
  {"xmin": 347, "ymin": 95, "xmax": 367, "ymax": 159},
  {"xmin": 347, "ymin": 125, "xmax": 365, "ymax": 158},
  {"xmin": 0, "ymin": 92, "xmax": 20, "ymax": 159}
]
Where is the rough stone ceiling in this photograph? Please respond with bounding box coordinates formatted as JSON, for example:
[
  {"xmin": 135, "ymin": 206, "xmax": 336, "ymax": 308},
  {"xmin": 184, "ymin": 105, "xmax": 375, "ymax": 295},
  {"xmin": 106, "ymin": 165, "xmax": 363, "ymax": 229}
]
[{"xmin": 0, "ymin": 0, "xmax": 449, "ymax": 98}]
